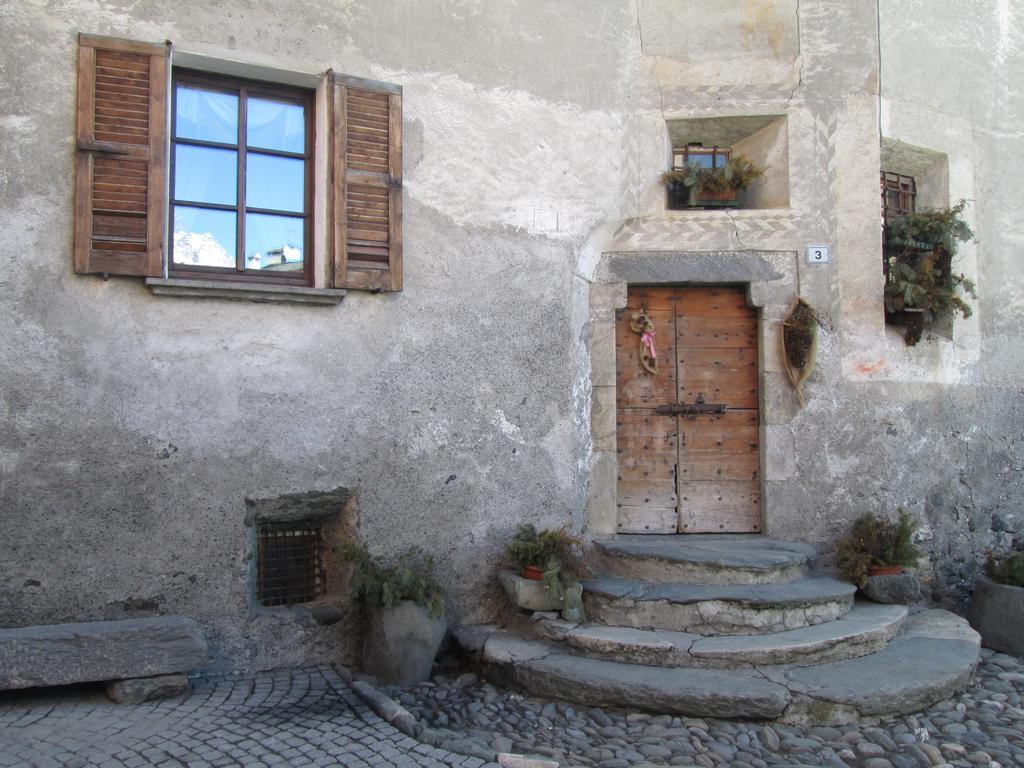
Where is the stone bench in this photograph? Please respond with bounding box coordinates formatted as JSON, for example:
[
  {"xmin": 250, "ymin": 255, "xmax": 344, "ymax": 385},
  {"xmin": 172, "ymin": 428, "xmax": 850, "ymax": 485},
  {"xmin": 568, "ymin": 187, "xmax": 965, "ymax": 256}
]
[{"xmin": 0, "ymin": 616, "xmax": 207, "ymax": 702}]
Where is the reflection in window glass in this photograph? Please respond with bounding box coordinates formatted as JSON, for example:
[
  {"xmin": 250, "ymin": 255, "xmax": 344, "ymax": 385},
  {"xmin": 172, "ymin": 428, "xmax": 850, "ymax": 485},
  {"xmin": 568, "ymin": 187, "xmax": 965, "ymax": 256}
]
[
  {"xmin": 173, "ymin": 206, "xmax": 237, "ymax": 267},
  {"xmin": 247, "ymin": 97, "xmax": 305, "ymax": 153},
  {"xmin": 174, "ymin": 145, "xmax": 238, "ymax": 206},
  {"xmin": 245, "ymin": 213, "xmax": 304, "ymax": 272},
  {"xmin": 175, "ymin": 86, "xmax": 238, "ymax": 144},
  {"xmin": 246, "ymin": 154, "xmax": 304, "ymax": 213}
]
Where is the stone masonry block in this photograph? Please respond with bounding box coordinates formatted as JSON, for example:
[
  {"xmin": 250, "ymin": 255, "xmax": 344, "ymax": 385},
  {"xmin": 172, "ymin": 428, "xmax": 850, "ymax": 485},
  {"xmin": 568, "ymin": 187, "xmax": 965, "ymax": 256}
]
[
  {"xmin": 0, "ymin": 616, "xmax": 207, "ymax": 690},
  {"xmin": 105, "ymin": 673, "xmax": 189, "ymax": 704}
]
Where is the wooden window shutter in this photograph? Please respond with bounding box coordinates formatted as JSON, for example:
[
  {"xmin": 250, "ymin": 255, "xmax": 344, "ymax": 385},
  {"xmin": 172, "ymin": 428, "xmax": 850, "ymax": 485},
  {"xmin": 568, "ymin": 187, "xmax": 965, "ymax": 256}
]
[
  {"xmin": 74, "ymin": 34, "xmax": 169, "ymax": 277},
  {"xmin": 332, "ymin": 75, "xmax": 403, "ymax": 291}
]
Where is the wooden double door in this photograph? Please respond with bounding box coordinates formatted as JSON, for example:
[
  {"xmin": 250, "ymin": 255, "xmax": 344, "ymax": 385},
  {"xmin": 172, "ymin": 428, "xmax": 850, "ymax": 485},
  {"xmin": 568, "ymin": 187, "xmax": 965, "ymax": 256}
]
[{"xmin": 615, "ymin": 285, "xmax": 761, "ymax": 534}]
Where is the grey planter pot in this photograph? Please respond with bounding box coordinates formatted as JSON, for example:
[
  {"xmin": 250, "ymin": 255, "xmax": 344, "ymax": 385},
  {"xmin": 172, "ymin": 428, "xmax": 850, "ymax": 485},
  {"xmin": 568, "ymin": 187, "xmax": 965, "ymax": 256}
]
[
  {"xmin": 363, "ymin": 601, "xmax": 447, "ymax": 686},
  {"xmin": 968, "ymin": 575, "xmax": 1024, "ymax": 657}
]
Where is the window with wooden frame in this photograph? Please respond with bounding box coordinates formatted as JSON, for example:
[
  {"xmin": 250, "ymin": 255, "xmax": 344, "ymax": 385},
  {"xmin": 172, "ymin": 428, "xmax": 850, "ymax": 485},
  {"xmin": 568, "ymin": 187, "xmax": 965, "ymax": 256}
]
[
  {"xmin": 881, "ymin": 171, "xmax": 916, "ymax": 225},
  {"xmin": 170, "ymin": 71, "xmax": 313, "ymax": 284},
  {"xmin": 74, "ymin": 34, "xmax": 403, "ymax": 292}
]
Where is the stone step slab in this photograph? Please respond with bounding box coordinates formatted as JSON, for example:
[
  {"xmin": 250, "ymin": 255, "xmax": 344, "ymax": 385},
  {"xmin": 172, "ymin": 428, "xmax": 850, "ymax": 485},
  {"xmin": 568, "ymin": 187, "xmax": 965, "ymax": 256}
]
[
  {"xmin": 0, "ymin": 616, "xmax": 207, "ymax": 690},
  {"xmin": 583, "ymin": 575, "xmax": 856, "ymax": 635},
  {"xmin": 454, "ymin": 609, "xmax": 980, "ymax": 724},
  {"xmin": 779, "ymin": 610, "xmax": 982, "ymax": 724},
  {"xmin": 593, "ymin": 534, "xmax": 816, "ymax": 585},
  {"xmin": 544, "ymin": 602, "xmax": 907, "ymax": 667}
]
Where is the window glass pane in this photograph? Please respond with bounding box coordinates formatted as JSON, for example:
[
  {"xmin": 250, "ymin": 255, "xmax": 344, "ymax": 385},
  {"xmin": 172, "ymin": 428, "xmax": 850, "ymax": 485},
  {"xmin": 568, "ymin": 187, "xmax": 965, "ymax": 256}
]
[
  {"xmin": 173, "ymin": 206, "xmax": 236, "ymax": 267},
  {"xmin": 175, "ymin": 145, "xmax": 237, "ymax": 205},
  {"xmin": 247, "ymin": 96, "xmax": 305, "ymax": 153},
  {"xmin": 245, "ymin": 213, "xmax": 304, "ymax": 272},
  {"xmin": 175, "ymin": 85, "xmax": 238, "ymax": 144},
  {"xmin": 686, "ymin": 152, "xmax": 715, "ymax": 169},
  {"xmin": 246, "ymin": 154, "xmax": 304, "ymax": 213}
]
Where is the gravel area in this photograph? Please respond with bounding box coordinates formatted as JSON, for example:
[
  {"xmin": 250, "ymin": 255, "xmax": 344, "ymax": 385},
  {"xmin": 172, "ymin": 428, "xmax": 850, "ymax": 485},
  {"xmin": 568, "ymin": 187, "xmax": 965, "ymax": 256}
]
[{"xmin": 382, "ymin": 649, "xmax": 1024, "ymax": 768}]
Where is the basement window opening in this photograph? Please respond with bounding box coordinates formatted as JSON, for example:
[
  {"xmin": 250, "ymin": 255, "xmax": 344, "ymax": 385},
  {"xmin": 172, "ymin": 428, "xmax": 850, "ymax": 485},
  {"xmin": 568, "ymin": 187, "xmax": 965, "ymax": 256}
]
[{"xmin": 256, "ymin": 520, "xmax": 325, "ymax": 607}]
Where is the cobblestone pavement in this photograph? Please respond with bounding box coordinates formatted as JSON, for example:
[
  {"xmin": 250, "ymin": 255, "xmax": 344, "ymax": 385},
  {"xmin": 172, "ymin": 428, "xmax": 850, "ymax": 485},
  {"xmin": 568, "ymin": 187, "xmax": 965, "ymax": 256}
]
[
  {"xmin": 392, "ymin": 649, "xmax": 1024, "ymax": 768},
  {"xmin": 0, "ymin": 666, "xmax": 475, "ymax": 768}
]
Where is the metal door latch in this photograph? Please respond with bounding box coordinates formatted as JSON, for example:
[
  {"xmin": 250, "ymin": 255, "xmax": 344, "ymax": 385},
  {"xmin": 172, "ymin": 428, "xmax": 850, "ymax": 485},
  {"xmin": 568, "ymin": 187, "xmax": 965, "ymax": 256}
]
[{"xmin": 655, "ymin": 392, "xmax": 728, "ymax": 416}]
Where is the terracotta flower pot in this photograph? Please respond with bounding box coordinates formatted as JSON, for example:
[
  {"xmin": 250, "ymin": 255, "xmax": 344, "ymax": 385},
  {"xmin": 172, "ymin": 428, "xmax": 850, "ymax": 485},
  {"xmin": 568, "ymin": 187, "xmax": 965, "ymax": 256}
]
[{"xmin": 521, "ymin": 564, "xmax": 545, "ymax": 581}]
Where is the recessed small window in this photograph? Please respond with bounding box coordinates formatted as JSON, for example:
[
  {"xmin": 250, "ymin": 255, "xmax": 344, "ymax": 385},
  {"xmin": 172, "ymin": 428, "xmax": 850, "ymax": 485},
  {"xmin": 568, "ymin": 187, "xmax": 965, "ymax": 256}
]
[
  {"xmin": 256, "ymin": 520, "xmax": 325, "ymax": 607},
  {"xmin": 170, "ymin": 71, "xmax": 313, "ymax": 285},
  {"xmin": 881, "ymin": 171, "xmax": 916, "ymax": 224}
]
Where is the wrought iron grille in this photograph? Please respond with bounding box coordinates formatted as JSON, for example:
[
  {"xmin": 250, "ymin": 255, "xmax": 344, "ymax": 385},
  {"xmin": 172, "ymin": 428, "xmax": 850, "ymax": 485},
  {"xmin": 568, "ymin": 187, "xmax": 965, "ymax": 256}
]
[
  {"xmin": 881, "ymin": 171, "xmax": 916, "ymax": 224},
  {"xmin": 256, "ymin": 521, "xmax": 325, "ymax": 607}
]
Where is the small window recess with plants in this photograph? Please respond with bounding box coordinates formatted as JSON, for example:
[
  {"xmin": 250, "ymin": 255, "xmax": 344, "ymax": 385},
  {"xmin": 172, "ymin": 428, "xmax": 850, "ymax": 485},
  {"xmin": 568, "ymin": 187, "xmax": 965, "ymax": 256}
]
[
  {"xmin": 662, "ymin": 115, "xmax": 789, "ymax": 210},
  {"xmin": 880, "ymin": 140, "xmax": 975, "ymax": 346}
]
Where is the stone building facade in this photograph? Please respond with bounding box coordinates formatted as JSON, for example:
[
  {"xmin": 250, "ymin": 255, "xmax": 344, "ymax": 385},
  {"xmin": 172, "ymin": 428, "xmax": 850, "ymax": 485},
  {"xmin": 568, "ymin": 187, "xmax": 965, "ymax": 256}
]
[{"xmin": 1, "ymin": 0, "xmax": 1021, "ymax": 671}]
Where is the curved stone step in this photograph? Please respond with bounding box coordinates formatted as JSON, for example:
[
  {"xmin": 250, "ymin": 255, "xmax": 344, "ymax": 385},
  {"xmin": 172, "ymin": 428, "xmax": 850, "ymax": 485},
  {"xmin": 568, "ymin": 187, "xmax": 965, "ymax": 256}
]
[
  {"xmin": 453, "ymin": 610, "xmax": 980, "ymax": 724},
  {"xmin": 543, "ymin": 602, "xmax": 907, "ymax": 667},
  {"xmin": 593, "ymin": 535, "xmax": 816, "ymax": 585},
  {"xmin": 583, "ymin": 575, "xmax": 856, "ymax": 635},
  {"xmin": 779, "ymin": 610, "xmax": 982, "ymax": 724}
]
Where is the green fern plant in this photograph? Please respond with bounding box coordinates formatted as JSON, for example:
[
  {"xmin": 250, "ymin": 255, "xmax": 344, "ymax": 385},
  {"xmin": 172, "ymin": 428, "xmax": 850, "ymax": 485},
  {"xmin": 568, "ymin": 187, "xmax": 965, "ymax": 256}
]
[
  {"xmin": 339, "ymin": 538, "xmax": 445, "ymax": 619},
  {"xmin": 884, "ymin": 200, "xmax": 976, "ymax": 344},
  {"xmin": 837, "ymin": 511, "xmax": 920, "ymax": 588},
  {"xmin": 506, "ymin": 524, "xmax": 587, "ymax": 603}
]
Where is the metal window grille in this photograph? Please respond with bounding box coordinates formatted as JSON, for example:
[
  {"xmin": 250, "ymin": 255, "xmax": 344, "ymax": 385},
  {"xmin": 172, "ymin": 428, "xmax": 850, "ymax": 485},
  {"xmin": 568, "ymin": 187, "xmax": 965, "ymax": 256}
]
[
  {"xmin": 256, "ymin": 521, "xmax": 325, "ymax": 607},
  {"xmin": 880, "ymin": 171, "xmax": 916, "ymax": 224}
]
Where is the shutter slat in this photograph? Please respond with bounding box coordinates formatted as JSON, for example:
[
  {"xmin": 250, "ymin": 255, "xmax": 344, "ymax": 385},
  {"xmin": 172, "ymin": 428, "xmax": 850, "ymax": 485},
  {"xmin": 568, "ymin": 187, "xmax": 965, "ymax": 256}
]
[
  {"xmin": 333, "ymin": 75, "xmax": 402, "ymax": 291},
  {"xmin": 75, "ymin": 34, "xmax": 168, "ymax": 277}
]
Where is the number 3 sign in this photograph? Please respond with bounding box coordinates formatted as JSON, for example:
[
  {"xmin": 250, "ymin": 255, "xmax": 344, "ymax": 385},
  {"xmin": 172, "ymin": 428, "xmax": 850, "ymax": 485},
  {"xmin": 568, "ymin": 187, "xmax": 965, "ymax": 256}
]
[{"xmin": 806, "ymin": 245, "xmax": 830, "ymax": 264}]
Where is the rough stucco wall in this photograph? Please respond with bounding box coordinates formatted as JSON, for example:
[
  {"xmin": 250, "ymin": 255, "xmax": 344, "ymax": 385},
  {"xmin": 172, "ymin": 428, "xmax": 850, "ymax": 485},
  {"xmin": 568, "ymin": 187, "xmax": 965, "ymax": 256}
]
[
  {"xmin": 868, "ymin": 0, "xmax": 1024, "ymax": 609},
  {"xmin": 0, "ymin": 0, "xmax": 637, "ymax": 671},
  {"xmin": 2, "ymin": 0, "xmax": 1023, "ymax": 673}
]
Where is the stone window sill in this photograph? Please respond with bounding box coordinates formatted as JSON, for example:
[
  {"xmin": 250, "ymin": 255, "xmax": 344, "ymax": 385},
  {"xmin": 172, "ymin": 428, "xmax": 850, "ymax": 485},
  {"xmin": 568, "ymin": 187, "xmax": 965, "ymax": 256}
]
[{"xmin": 145, "ymin": 278, "xmax": 345, "ymax": 305}]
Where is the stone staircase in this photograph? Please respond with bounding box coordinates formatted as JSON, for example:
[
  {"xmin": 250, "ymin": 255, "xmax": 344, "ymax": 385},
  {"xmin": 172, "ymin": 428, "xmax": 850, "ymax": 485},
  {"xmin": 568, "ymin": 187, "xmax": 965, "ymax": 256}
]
[{"xmin": 454, "ymin": 535, "xmax": 981, "ymax": 724}]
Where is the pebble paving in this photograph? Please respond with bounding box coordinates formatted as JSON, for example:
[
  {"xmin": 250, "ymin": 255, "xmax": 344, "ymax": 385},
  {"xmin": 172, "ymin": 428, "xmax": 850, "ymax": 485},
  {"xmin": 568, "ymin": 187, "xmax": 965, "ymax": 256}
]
[
  {"xmin": 389, "ymin": 648, "xmax": 1024, "ymax": 768},
  {"xmin": 1, "ymin": 652, "xmax": 1022, "ymax": 767}
]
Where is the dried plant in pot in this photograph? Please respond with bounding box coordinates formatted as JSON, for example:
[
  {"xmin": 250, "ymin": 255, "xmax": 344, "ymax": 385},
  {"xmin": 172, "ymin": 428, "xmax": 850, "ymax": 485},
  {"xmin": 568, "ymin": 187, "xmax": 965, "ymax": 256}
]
[
  {"xmin": 884, "ymin": 200, "xmax": 976, "ymax": 346},
  {"xmin": 504, "ymin": 524, "xmax": 588, "ymax": 617},
  {"xmin": 836, "ymin": 511, "xmax": 920, "ymax": 589},
  {"xmin": 661, "ymin": 155, "xmax": 764, "ymax": 209},
  {"xmin": 340, "ymin": 538, "xmax": 447, "ymax": 686}
]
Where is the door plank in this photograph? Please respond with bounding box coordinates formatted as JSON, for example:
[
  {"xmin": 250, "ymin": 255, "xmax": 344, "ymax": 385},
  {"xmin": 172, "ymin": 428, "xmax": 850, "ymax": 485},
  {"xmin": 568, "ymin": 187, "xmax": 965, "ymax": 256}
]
[
  {"xmin": 675, "ymin": 287, "xmax": 754, "ymax": 317},
  {"xmin": 678, "ymin": 480, "xmax": 761, "ymax": 533},
  {"xmin": 677, "ymin": 451, "xmax": 759, "ymax": 481},
  {"xmin": 617, "ymin": 507, "xmax": 677, "ymax": 534},
  {"xmin": 676, "ymin": 317, "xmax": 757, "ymax": 348}
]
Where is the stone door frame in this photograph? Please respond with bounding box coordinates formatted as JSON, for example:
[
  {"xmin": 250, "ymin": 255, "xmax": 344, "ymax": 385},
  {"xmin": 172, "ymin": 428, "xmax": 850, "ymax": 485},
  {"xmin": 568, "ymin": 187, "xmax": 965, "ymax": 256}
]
[{"xmin": 587, "ymin": 249, "xmax": 799, "ymax": 536}]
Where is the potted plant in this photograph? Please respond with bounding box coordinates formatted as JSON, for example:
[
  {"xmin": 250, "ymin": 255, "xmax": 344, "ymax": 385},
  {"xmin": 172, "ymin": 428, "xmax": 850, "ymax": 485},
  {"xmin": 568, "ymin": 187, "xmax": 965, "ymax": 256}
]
[
  {"xmin": 340, "ymin": 538, "xmax": 447, "ymax": 686},
  {"xmin": 502, "ymin": 524, "xmax": 587, "ymax": 615},
  {"xmin": 969, "ymin": 552, "xmax": 1024, "ymax": 657},
  {"xmin": 837, "ymin": 511, "xmax": 920, "ymax": 589},
  {"xmin": 883, "ymin": 200, "xmax": 977, "ymax": 345},
  {"xmin": 661, "ymin": 155, "xmax": 764, "ymax": 209}
]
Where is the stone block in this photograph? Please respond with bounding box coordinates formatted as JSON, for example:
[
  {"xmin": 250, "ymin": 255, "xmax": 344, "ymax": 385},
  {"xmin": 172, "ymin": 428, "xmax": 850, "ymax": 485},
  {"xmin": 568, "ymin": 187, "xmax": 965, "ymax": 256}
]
[
  {"xmin": 498, "ymin": 570, "xmax": 563, "ymax": 611},
  {"xmin": 0, "ymin": 616, "xmax": 207, "ymax": 690},
  {"xmin": 968, "ymin": 576, "xmax": 1024, "ymax": 657},
  {"xmin": 363, "ymin": 601, "xmax": 447, "ymax": 686},
  {"xmin": 590, "ymin": 386, "xmax": 616, "ymax": 450},
  {"xmin": 590, "ymin": 321, "xmax": 617, "ymax": 387},
  {"xmin": 105, "ymin": 674, "xmax": 189, "ymax": 704},
  {"xmin": 862, "ymin": 571, "xmax": 921, "ymax": 605}
]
